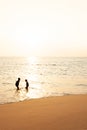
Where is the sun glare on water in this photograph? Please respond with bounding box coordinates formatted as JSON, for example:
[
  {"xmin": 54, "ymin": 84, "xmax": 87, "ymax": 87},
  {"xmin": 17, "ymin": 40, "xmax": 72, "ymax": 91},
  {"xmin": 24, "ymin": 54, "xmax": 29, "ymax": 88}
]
[
  {"xmin": 27, "ymin": 56, "xmax": 39, "ymax": 64},
  {"xmin": 26, "ymin": 56, "xmax": 41, "ymax": 88}
]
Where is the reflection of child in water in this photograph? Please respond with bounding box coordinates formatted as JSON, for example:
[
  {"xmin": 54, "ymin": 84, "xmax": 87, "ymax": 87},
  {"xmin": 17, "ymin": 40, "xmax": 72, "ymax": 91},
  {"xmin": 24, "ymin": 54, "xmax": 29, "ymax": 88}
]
[
  {"xmin": 15, "ymin": 78, "xmax": 20, "ymax": 90},
  {"xmin": 25, "ymin": 79, "xmax": 29, "ymax": 90}
]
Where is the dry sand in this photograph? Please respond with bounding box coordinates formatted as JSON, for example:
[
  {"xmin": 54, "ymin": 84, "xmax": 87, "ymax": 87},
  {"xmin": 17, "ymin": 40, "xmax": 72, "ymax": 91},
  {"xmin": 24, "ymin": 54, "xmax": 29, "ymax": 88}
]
[{"xmin": 0, "ymin": 95, "xmax": 87, "ymax": 130}]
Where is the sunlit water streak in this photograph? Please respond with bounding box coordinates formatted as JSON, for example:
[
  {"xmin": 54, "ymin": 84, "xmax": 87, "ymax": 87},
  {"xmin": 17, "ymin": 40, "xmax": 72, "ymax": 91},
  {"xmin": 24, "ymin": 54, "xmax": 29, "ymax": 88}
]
[{"xmin": 0, "ymin": 57, "xmax": 87, "ymax": 104}]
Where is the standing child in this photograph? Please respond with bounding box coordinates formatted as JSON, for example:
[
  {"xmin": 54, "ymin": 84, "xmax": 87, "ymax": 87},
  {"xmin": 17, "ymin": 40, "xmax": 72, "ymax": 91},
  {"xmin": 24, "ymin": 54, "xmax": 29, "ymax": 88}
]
[
  {"xmin": 25, "ymin": 79, "xmax": 29, "ymax": 90},
  {"xmin": 15, "ymin": 78, "xmax": 21, "ymax": 90}
]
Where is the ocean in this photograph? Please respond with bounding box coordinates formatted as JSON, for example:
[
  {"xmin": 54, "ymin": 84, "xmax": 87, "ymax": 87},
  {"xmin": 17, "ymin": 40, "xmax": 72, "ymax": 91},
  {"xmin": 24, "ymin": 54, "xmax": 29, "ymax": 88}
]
[{"xmin": 0, "ymin": 57, "xmax": 87, "ymax": 104}]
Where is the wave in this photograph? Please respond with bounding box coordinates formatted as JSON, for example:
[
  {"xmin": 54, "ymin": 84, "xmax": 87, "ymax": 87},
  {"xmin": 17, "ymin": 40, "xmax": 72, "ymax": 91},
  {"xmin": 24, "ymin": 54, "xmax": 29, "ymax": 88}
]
[{"xmin": 76, "ymin": 84, "xmax": 87, "ymax": 87}]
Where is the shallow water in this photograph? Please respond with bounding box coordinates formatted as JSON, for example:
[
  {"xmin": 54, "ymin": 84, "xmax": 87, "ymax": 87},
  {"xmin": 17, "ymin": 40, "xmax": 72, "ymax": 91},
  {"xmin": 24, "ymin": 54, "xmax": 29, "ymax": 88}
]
[{"xmin": 0, "ymin": 57, "xmax": 87, "ymax": 104}]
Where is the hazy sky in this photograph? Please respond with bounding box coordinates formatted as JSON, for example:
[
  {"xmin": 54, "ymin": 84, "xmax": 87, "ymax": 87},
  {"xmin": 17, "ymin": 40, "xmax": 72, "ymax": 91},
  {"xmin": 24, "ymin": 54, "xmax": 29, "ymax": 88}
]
[{"xmin": 0, "ymin": 0, "xmax": 87, "ymax": 57}]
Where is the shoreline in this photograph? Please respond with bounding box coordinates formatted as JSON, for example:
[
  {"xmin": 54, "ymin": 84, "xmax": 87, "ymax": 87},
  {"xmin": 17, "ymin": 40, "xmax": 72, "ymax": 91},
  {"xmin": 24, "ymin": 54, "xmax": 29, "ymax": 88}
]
[
  {"xmin": 0, "ymin": 94, "xmax": 87, "ymax": 130},
  {"xmin": 0, "ymin": 93, "xmax": 87, "ymax": 105}
]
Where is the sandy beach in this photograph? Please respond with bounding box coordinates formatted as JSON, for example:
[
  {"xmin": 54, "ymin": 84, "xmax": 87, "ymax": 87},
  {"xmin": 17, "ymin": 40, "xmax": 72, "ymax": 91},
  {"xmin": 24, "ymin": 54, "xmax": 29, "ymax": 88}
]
[{"xmin": 0, "ymin": 95, "xmax": 87, "ymax": 130}]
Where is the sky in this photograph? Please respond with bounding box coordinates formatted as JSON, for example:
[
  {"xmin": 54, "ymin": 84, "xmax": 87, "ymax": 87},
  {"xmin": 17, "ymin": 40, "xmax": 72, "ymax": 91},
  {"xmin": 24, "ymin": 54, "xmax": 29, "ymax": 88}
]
[{"xmin": 0, "ymin": 0, "xmax": 87, "ymax": 57}]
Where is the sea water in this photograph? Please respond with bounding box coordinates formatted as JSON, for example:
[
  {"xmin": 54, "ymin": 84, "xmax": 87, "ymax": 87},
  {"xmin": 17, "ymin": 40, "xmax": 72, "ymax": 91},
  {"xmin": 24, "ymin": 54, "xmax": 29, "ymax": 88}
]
[{"xmin": 0, "ymin": 57, "xmax": 87, "ymax": 104}]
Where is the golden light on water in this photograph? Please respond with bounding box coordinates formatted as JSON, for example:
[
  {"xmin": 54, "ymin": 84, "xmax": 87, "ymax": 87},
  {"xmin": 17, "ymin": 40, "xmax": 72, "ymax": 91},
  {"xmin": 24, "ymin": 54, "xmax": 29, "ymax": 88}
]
[
  {"xmin": 27, "ymin": 56, "xmax": 39, "ymax": 64},
  {"xmin": 26, "ymin": 56, "xmax": 41, "ymax": 88}
]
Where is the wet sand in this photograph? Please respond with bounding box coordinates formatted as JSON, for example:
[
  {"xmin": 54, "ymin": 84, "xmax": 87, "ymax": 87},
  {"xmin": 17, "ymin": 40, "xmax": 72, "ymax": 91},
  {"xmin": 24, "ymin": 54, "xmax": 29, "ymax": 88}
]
[{"xmin": 0, "ymin": 95, "xmax": 87, "ymax": 130}]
